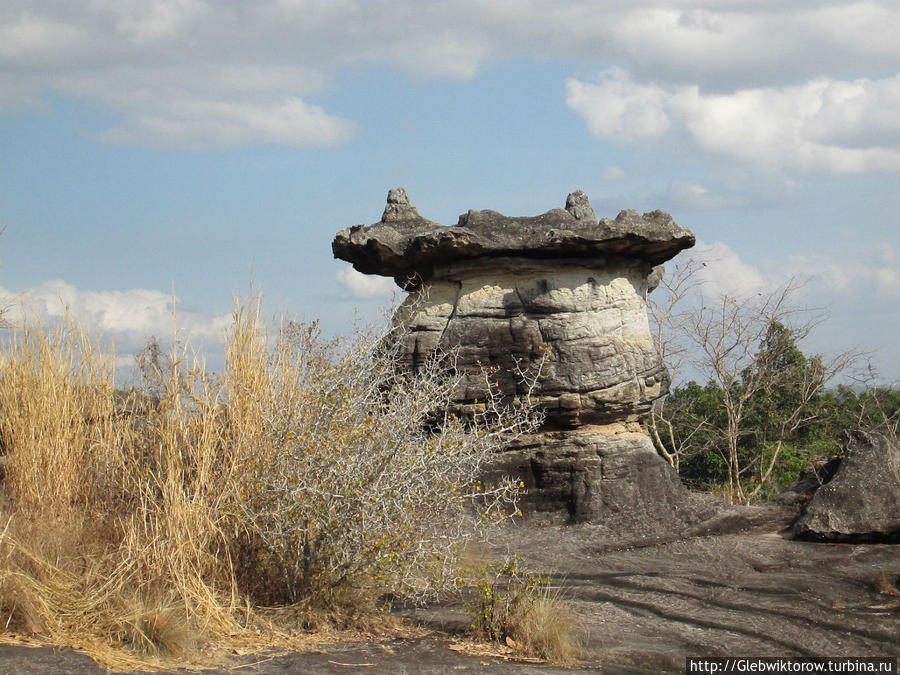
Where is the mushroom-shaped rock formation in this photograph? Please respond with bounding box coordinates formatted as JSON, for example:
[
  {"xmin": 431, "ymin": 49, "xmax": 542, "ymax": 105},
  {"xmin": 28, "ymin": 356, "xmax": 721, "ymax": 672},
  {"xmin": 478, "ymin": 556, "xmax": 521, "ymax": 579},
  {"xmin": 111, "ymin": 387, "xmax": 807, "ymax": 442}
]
[
  {"xmin": 333, "ymin": 189, "xmax": 694, "ymax": 288},
  {"xmin": 333, "ymin": 189, "xmax": 699, "ymax": 524}
]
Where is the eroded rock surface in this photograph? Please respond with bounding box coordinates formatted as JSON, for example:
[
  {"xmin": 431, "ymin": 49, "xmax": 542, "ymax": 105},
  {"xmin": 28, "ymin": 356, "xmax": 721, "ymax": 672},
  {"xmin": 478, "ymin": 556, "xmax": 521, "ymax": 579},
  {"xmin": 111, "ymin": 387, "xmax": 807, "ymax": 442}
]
[
  {"xmin": 793, "ymin": 430, "xmax": 900, "ymax": 542},
  {"xmin": 333, "ymin": 189, "xmax": 698, "ymax": 523},
  {"xmin": 394, "ymin": 260, "xmax": 668, "ymax": 426},
  {"xmin": 495, "ymin": 424, "xmax": 703, "ymax": 526},
  {"xmin": 333, "ymin": 188, "xmax": 694, "ymax": 287}
]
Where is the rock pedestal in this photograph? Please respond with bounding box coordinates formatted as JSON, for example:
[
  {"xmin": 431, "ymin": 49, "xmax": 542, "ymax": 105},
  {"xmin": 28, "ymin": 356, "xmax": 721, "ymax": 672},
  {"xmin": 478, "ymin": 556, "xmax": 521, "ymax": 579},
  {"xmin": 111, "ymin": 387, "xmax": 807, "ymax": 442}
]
[{"xmin": 333, "ymin": 189, "xmax": 698, "ymax": 523}]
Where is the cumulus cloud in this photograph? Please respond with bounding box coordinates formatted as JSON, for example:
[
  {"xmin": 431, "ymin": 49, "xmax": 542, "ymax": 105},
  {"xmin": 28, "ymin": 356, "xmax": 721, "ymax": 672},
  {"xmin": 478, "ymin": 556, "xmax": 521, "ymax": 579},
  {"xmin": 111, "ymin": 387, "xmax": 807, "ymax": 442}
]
[
  {"xmin": 566, "ymin": 68, "xmax": 671, "ymax": 142},
  {"xmin": 667, "ymin": 181, "xmax": 734, "ymax": 211},
  {"xmin": 567, "ymin": 69, "xmax": 900, "ymax": 173},
  {"xmin": 3, "ymin": 1, "xmax": 900, "ymax": 149},
  {"xmin": 601, "ymin": 165, "xmax": 625, "ymax": 180},
  {"xmin": 594, "ymin": 3, "xmax": 900, "ymax": 89},
  {"xmin": 680, "ymin": 239, "xmax": 900, "ymax": 304},
  {"xmin": 786, "ymin": 247, "xmax": 900, "ymax": 297},
  {"xmin": 0, "ymin": 280, "xmax": 230, "ymax": 354},
  {"xmin": 690, "ymin": 240, "xmax": 770, "ymax": 299},
  {"xmin": 336, "ymin": 267, "xmax": 396, "ymax": 299},
  {"xmin": 789, "ymin": 255, "xmax": 868, "ymax": 294},
  {"xmin": 687, "ymin": 237, "xmax": 897, "ymax": 301},
  {"xmin": 96, "ymin": 97, "xmax": 354, "ymax": 149}
]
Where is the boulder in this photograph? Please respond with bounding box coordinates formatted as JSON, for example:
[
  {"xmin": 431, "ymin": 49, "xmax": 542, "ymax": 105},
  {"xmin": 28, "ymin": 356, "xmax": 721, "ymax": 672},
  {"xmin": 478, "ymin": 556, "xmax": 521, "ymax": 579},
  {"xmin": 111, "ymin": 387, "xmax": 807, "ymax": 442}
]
[
  {"xmin": 771, "ymin": 456, "xmax": 842, "ymax": 513},
  {"xmin": 333, "ymin": 189, "xmax": 699, "ymax": 523},
  {"xmin": 793, "ymin": 430, "xmax": 900, "ymax": 542}
]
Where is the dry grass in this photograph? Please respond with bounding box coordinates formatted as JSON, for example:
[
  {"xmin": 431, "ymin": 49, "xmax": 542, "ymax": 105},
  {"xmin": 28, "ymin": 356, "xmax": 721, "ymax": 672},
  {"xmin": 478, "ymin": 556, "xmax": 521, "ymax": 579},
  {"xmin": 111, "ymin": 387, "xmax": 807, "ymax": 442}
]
[
  {"xmin": 505, "ymin": 586, "xmax": 584, "ymax": 665},
  {"xmin": 0, "ymin": 297, "xmax": 539, "ymax": 670},
  {"xmin": 0, "ymin": 315, "xmax": 254, "ymax": 670},
  {"xmin": 468, "ymin": 559, "xmax": 584, "ymax": 666}
]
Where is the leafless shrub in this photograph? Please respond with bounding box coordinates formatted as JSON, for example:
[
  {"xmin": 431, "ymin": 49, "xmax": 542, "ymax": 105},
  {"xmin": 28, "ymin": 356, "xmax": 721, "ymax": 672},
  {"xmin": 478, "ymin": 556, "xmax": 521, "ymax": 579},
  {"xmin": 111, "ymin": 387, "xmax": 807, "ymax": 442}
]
[
  {"xmin": 649, "ymin": 264, "xmax": 862, "ymax": 504},
  {"xmin": 227, "ymin": 298, "xmax": 543, "ymax": 606},
  {"xmin": 0, "ymin": 295, "xmax": 541, "ymax": 670}
]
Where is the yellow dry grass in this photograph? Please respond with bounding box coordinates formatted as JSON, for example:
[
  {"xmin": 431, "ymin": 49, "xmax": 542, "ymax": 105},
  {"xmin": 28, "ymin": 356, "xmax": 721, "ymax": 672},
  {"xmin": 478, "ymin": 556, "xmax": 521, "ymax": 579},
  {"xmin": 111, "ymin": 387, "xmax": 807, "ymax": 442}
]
[
  {"xmin": 467, "ymin": 558, "xmax": 584, "ymax": 667},
  {"xmin": 505, "ymin": 587, "xmax": 584, "ymax": 666},
  {"xmin": 0, "ymin": 295, "xmax": 537, "ymax": 671},
  {"xmin": 0, "ymin": 301, "xmax": 381, "ymax": 670}
]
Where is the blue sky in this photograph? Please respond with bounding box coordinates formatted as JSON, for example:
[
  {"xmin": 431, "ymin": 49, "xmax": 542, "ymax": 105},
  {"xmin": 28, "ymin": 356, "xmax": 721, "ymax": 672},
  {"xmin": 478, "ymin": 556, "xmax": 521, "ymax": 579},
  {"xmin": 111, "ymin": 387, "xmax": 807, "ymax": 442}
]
[{"xmin": 1, "ymin": 1, "xmax": 898, "ymax": 382}]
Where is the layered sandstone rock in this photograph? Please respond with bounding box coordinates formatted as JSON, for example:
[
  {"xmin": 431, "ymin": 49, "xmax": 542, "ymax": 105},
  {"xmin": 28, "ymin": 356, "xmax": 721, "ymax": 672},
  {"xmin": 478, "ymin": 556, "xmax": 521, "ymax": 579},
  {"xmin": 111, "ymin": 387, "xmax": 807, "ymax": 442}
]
[{"xmin": 333, "ymin": 189, "xmax": 699, "ymax": 523}]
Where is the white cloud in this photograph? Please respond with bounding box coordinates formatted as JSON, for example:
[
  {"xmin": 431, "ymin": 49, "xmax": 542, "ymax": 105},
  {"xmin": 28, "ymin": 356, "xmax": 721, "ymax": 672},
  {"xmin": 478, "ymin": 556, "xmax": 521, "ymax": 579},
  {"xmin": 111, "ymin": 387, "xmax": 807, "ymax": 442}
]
[
  {"xmin": 566, "ymin": 68, "xmax": 671, "ymax": 142},
  {"xmin": 0, "ymin": 12, "xmax": 92, "ymax": 65},
  {"xmin": 96, "ymin": 96, "xmax": 354, "ymax": 149},
  {"xmin": 667, "ymin": 181, "xmax": 733, "ymax": 211},
  {"xmin": 683, "ymin": 241, "xmax": 900, "ymax": 304},
  {"xmin": 601, "ymin": 165, "xmax": 625, "ymax": 180},
  {"xmin": 598, "ymin": 3, "xmax": 900, "ymax": 89},
  {"xmin": 567, "ymin": 69, "xmax": 900, "ymax": 173},
  {"xmin": 110, "ymin": 0, "xmax": 209, "ymax": 46},
  {"xmin": 791, "ymin": 255, "xmax": 868, "ymax": 294},
  {"xmin": 0, "ymin": 280, "xmax": 230, "ymax": 353},
  {"xmin": 3, "ymin": 1, "xmax": 900, "ymax": 149},
  {"xmin": 691, "ymin": 240, "xmax": 769, "ymax": 299},
  {"xmin": 786, "ymin": 249, "xmax": 900, "ymax": 297},
  {"xmin": 337, "ymin": 267, "xmax": 396, "ymax": 299},
  {"xmin": 875, "ymin": 268, "xmax": 900, "ymax": 293}
]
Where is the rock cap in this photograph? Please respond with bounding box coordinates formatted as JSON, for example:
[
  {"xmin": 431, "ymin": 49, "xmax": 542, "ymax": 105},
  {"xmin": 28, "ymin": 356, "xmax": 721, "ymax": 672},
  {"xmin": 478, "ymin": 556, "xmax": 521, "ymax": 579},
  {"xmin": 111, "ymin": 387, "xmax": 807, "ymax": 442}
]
[{"xmin": 332, "ymin": 189, "xmax": 695, "ymax": 284}]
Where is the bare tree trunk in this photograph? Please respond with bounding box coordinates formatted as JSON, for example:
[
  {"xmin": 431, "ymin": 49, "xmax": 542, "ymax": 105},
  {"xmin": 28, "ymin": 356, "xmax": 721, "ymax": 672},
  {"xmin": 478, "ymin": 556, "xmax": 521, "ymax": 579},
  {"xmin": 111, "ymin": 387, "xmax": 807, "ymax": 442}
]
[{"xmin": 650, "ymin": 267, "xmax": 861, "ymax": 504}]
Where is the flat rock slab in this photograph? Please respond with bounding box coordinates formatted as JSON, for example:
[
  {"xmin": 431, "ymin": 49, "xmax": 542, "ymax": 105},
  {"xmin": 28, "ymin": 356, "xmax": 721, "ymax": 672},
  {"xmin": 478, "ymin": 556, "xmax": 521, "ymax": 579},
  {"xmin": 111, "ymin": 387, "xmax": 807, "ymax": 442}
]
[
  {"xmin": 333, "ymin": 189, "xmax": 694, "ymax": 284},
  {"xmin": 0, "ymin": 644, "xmax": 108, "ymax": 674},
  {"xmin": 3, "ymin": 519, "xmax": 897, "ymax": 674},
  {"xmin": 0, "ymin": 639, "xmax": 584, "ymax": 674},
  {"xmin": 481, "ymin": 524, "xmax": 899, "ymax": 673}
]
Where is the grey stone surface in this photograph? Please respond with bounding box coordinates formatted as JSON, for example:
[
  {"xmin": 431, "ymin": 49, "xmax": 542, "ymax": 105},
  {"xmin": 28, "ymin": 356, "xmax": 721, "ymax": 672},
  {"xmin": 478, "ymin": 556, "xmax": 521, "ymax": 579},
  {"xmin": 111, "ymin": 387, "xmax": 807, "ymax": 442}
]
[
  {"xmin": 565, "ymin": 188, "xmax": 596, "ymax": 222},
  {"xmin": 333, "ymin": 189, "xmax": 698, "ymax": 523},
  {"xmin": 793, "ymin": 430, "xmax": 900, "ymax": 541},
  {"xmin": 771, "ymin": 456, "xmax": 842, "ymax": 513},
  {"xmin": 333, "ymin": 189, "xmax": 694, "ymax": 285},
  {"xmin": 492, "ymin": 424, "xmax": 705, "ymax": 527},
  {"xmin": 394, "ymin": 259, "xmax": 668, "ymax": 427}
]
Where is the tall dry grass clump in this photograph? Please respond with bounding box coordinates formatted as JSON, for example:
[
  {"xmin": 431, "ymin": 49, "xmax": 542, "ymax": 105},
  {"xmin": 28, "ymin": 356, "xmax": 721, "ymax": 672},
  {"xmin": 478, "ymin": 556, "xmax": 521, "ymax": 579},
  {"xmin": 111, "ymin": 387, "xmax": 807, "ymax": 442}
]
[
  {"xmin": 468, "ymin": 558, "xmax": 583, "ymax": 666},
  {"xmin": 0, "ymin": 297, "xmax": 539, "ymax": 670}
]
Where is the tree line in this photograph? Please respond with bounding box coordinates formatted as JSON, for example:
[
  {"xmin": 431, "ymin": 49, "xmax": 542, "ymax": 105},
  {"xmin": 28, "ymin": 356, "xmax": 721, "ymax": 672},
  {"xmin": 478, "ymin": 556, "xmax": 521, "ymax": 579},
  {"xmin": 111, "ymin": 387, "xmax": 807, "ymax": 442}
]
[{"xmin": 648, "ymin": 260, "xmax": 898, "ymax": 505}]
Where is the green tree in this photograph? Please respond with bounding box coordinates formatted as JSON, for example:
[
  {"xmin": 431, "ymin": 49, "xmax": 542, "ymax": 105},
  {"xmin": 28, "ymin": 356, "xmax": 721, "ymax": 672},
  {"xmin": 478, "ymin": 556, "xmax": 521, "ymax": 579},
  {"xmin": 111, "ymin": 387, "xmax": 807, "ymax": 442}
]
[
  {"xmin": 666, "ymin": 381, "xmax": 727, "ymax": 488},
  {"xmin": 650, "ymin": 274, "xmax": 859, "ymax": 504}
]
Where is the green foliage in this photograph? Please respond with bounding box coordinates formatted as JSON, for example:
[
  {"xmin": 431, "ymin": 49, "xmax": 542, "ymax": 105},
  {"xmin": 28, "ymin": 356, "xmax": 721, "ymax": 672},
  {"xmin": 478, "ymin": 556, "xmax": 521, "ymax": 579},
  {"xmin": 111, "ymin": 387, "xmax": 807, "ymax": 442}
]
[
  {"xmin": 828, "ymin": 385, "xmax": 900, "ymax": 438},
  {"xmin": 660, "ymin": 321, "xmax": 897, "ymax": 501},
  {"xmin": 660, "ymin": 381, "xmax": 723, "ymax": 487}
]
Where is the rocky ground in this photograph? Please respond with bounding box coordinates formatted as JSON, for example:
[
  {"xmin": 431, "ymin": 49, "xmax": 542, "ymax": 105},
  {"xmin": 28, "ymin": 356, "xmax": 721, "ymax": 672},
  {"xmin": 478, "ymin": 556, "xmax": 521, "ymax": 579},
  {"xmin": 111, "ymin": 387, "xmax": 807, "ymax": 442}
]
[
  {"xmin": 0, "ymin": 504, "xmax": 896, "ymax": 675},
  {"xmin": 488, "ymin": 523, "xmax": 899, "ymax": 672}
]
